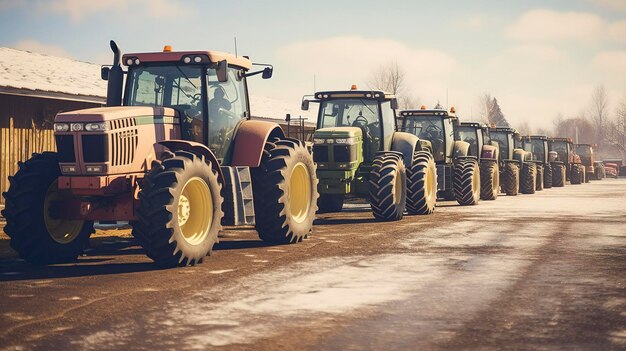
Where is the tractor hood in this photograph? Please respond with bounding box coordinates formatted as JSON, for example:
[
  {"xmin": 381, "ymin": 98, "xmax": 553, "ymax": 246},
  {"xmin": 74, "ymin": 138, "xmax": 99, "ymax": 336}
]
[
  {"xmin": 313, "ymin": 126, "xmax": 363, "ymax": 141},
  {"xmin": 55, "ymin": 106, "xmax": 178, "ymax": 123}
]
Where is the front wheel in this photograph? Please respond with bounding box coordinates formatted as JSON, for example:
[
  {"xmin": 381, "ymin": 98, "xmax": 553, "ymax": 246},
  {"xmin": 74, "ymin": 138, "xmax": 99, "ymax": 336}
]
[
  {"xmin": 501, "ymin": 162, "xmax": 519, "ymax": 196},
  {"xmin": 454, "ymin": 158, "xmax": 480, "ymax": 206},
  {"xmin": 536, "ymin": 164, "xmax": 544, "ymax": 191},
  {"xmin": 520, "ymin": 162, "xmax": 536, "ymax": 194},
  {"xmin": 406, "ymin": 151, "xmax": 437, "ymax": 215},
  {"xmin": 552, "ymin": 163, "xmax": 566, "ymax": 187},
  {"xmin": 480, "ymin": 160, "xmax": 499, "ymax": 200},
  {"xmin": 571, "ymin": 164, "xmax": 582, "ymax": 184},
  {"xmin": 252, "ymin": 138, "xmax": 318, "ymax": 243},
  {"xmin": 544, "ymin": 163, "xmax": 553, "ymax": 188},
  {"xmin": 1, "ymin": 152, "xmax": 94, "ymax": 264},
  {"xmin": 369, "ymin": 152, "xmax": 406, "ymax": 221},
  {"xmin": 133, "ymin": 151, "xmax": 224, "ymax": 266}
]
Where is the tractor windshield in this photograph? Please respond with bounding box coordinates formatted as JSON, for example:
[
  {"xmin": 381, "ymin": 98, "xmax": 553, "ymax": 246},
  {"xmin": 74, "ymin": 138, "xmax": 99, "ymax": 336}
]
[
  {"xmin": 456, "ymin": 126, "xmax": 479, "ymax": 157},
  {"xmin": 527, "ymin": 139, "xmax": 546, "ymax": 163},
  {"xmin": 575, "ymin": 145, "xmax": 592, "ymax": 156},
  {"xmin": 490, "ymin": 131, "xmax": 511, "ymax": 160},
  {"xmin": 403, "ymin": 116, "xmax": 445, "ymax": 161},
  {"xmin": 318, "ymin": 99, "xmax": 381, "ymax": 160}
]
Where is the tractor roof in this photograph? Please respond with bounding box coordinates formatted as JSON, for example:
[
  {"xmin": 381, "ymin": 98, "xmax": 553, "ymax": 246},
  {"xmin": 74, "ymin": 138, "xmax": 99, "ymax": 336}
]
[
  {"xmin": 313, "ymin": 90, "xmax": 395, "ymax": 101},
  {"xmin": 122, "ymin": 50, "xmax": 252, "ymax": 70},
  {"xmin": 489, "ymin": 127, "xmax": 518, "ymax": 134},
  {"xmin": 459, "ymin": 121, "xmax": 487, "ymax": 128},
  {"xmin": 523, "ymin": 135, "xmax": 548, "ymax": 141},
  {"xmin": 548, "ymin": 137, "xmax": 572, "ymax": 143},
  {"xmin": 400, "ymin": 109, "xmax": 453, "ymax": 118}
]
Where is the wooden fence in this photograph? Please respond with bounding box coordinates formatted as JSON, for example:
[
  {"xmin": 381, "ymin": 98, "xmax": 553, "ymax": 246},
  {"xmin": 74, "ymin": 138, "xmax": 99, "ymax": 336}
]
[{"xmin": 1, "ymin": 117, "xmax": 56, "ymax": 204}]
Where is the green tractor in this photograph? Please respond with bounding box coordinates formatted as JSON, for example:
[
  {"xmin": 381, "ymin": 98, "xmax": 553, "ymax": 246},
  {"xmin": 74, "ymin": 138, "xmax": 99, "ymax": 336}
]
[
  {"xmin": 488, "ymin": 127, "xmax": 536, "ymax": 195},
  {"xmin": 521, "ymin": 135, "xmax": 552, "ymax": 189},
  {"xmin": 398, "ymin": 108, "xmax": 481, "ymax": 206},
  {"xmin": 301, "ymin": 88, "xmax": 437, "ymax": 220},
  {"xmin": 548, "ymin": 137, "xmax": 584, "ymax": 185},
  {"xmin": 455, "ymin": 122, "xmax": 500, "ymax": 200}
]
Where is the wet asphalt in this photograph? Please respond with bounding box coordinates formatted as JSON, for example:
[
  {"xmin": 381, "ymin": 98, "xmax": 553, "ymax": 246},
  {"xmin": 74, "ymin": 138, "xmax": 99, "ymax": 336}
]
[{"xmin": 0, "ymin": 179, "xmax": 625, "ymax": 351}]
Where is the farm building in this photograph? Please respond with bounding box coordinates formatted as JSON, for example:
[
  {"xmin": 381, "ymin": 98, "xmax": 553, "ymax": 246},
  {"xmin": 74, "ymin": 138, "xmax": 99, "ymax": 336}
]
[{"xmin": 0, "ymin": 48, "xmax": 314, "ymax": 205}]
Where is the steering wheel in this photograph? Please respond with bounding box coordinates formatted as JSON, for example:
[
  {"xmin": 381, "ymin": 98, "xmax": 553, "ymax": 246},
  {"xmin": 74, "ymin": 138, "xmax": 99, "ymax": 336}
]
[
  {"xmin": 425, "ymin": 125, "xmax": 440, "ymax": 140},
  {"xmin": 191, "ymin": 93, "xmax": 202, "ymax": 103}
]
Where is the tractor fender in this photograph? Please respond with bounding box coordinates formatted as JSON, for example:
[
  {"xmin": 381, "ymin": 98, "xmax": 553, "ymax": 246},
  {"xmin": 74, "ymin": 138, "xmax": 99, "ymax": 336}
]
[
  {"xmin": 157, "ymin": 140, "xmax": 224, "ymax": 184},
  {"xmin": 391, "ymin": 131, "xmax": 420, "ymax": 167},
  {"xmin": 452, "ymin": 140, "xmax": 470, "ymax": 160},
  {"xmin": 481, "ymin": 144, "xmax": 498, "ymax": 161},
  {"xmin": 513, "ymin": 149, "xmax": 530, "ymax": 163},
  {"xmin": 231, "ymin": 119, "xmax": 285, "ymax": 168}
]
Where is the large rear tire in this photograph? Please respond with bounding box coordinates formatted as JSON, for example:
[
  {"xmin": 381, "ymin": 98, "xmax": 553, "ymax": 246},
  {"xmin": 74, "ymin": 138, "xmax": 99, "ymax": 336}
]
[
  {"xmin": 252, "ymin": 139, "xmax": 318, "ymax": 243},
  {"xmin": 552, "ymin": 163, "xmax": 565, "ymax": 187},
  {"xmin": 501, "ymin": 162, "xmax": 519, "ymax": 196},
  {"xmin": 520, "ymin": 162, "xmax": 536, "ymax": 194},
  {"xmin": 406, "ymin": 151, "xmax": 437, "ymax": 215},
  {"xmin": 454, "ymin": 158, "xmax": 480, "ymax": 206},
  {"xmin": 133, "ymin": 151, "xmax": 223, "ymax": 266},
  {"xmin": 369, "ymin": 152, "xmax": 406, "ymax": 221},
  {"xmin": 317, "ymin": 194, "xmax": 344, "ymax": 213},
  {"xmin": 571, "ymin": 164, "xmax": 582, "ymax": 184},
  {"xmin": 536, "ymin": 164, "xmax": 544, "ymax": 191},
  {"xmin": 1, "ymin": 152, "xmax": 94, "ymax": 264},
  {"xmin": 480, "ymin": 160, "xmax": 499, "ymax": 200},
  {"xmin": 544, "ymin": 163, "xmax": 553, "ymax": 188}
]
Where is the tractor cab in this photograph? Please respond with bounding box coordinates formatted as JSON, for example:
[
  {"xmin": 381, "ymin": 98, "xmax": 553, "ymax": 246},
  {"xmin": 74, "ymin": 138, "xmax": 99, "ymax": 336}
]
[
  {"xmin": 456, "ymin": 122, "xmax": 493, "ymax": 159},
  {"xmin": 547, "ymin": 138, "xmax": 575, "ymax": 165},
  {"xmin": 488, "ymin": 127, "xmax": 519, "ymax": 162},
  {"xmin": 399, "ymin": 109, "xmax": 457, "ymax": 163},
  {"xmin": 522, "ymin": 135, "xmax": 549, "ymax": 164}
]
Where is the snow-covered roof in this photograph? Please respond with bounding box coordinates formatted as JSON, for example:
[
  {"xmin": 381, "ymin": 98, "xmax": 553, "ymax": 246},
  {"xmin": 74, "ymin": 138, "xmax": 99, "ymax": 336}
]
[
  {"xmin": 0, "ymin": 47, "xmax": 107, "ymax": 103},
  {"xmin": 0, "ymin": 47, "xmax": 314, "ymax": 123}
]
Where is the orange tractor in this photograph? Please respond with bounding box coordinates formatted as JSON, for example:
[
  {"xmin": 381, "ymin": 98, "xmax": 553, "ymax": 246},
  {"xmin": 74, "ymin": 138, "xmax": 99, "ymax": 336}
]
[{"xmin": 1, "ymin": 41, "xmax": 319, "ymax": 266}]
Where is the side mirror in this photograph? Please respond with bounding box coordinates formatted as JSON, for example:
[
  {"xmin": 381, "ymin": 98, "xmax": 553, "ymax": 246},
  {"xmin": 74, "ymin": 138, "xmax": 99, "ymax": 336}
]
[
  {"xmin": 101, "ymin": 66, "xmax": 110, "ymax": 81},
  {"xmin": 262, "ymin": 66, "xmax": 273, "ymax": 79},
  {"xmin": 301, "ymin": 100, "xmax": 309, "ymax": 111},
  {"xmin": 390, "ymin": 98, "xmax": 399, "ymax": 110},
  {"xmin": 216, "ymin": 60, "xmax": 228, "ymax": 82}
]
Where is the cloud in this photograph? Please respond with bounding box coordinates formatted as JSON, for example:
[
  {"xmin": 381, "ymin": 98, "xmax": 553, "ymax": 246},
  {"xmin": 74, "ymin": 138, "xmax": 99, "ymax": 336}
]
[
  {"xmin": 586, "ymin": 0, "xmax": 626, "ymax": 12},
  {"xmin": 0, "ymin": 0, "xmax": 24, "ymax": 11},
  {"xmin": 38, "ymin": 0, "xmax": 190, "ymax": 23},
  {"xmin": 592, "ymin": 51, "xmax": 626, "ymax": 74},
  {"xmin": 12, "ymin": 39, "xmax": 72, "ymax": 58},
  {"xmin": 507, "ymin": 9, "xmax": 606, "ymax": 43}
]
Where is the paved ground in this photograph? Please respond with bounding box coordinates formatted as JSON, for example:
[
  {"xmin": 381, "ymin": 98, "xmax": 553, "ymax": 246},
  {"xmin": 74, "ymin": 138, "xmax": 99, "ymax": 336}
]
[{"xmin": 1, "ymin": 179, "xmax": 625, "ymax": 351}]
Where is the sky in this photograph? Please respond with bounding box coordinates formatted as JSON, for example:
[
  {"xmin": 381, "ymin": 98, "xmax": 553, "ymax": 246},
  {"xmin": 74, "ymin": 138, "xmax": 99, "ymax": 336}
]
[{"xmin": 1, "ymin": 0, "xmax": 625, "ymax": 130}]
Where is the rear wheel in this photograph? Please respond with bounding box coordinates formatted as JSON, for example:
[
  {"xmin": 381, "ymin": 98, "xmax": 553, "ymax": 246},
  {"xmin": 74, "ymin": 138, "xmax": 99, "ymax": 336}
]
[
  {"xmin": 544, "ymin": 163, "xmax": 553, "ymax": 188},
  {"xmin": 552, "ymin": 163, "xmax": 565, "ymax": 187},
  {"xmin": 406, "ymin": 151, "xmax": 437, "ymax": 215},
  {"xmin": 536, "ymin": 164, "xmax": 544, "ymax": 191},
  {"xmin": 501, "ymin": 162, "xmax": 519, "ymax": 196},
  {"xmin": 317, "ymin": 194, "xmax": 344, "ymax": 213},
  {"xmin": 571, "ymin": 164, "xmax": 581, "ymax": 184},
  {"xmin": 520, "ymin": 162, "xmax": 536, "ymax": 194},
  {"xmin": 369, "ymin": 152, "xmax": 406, "ymax": 221},
  {"xmin": 454, "ymin": 158, "xmax": 480, "ymax": 206},
  {"xmin": 133, "ymin": 151, "xmax": 223, "ymax": 266},
  {"xmin": 252, "ymin": 139, "xmax": 318, "ymax": 243},
  {"xmin": 2, "ymin": 152, "xmax": 94, "ymax": 264},
  {"xmin": 480, "ymin": 160, "xmax": 499, "ymax": 200}
]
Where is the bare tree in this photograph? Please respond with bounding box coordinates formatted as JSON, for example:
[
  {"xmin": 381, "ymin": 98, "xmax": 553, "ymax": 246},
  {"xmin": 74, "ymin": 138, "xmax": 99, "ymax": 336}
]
[
  {"xmin": 476, "ymin": 93, "xmax": 494, "ymax": 124},
  {"xmin": 589, "ymin": 85, "xmax": 609, "ymax": 146},
  {"xmin": 368, "ymin": 60, "xmax": 405, "ymax": 95},
  {"xmin": 516, "ymin": 121, "xmax": 531, "ymax": 136}
]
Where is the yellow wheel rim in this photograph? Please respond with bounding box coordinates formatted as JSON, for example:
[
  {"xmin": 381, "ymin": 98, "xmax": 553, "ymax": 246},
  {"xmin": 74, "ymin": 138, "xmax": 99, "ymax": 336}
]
[
  {"xmin": 472, "ymin": 165, "xmax": 480, "ymax": 198},
  {"xmin": 493, "ymin": 165, "xmax": 499, "ymax": 193},
  {"xmin": 425, "ymin": 162, "xmax": 436, "ymax": 202},
  {"xmin": 178, "ymin": 177, "xmax": 213, "ymax": 245},
  {"xmin": 44, "ymin": 180, "xmax": 85, "ymax": 244},
  {"xmin": 394, "ymin": 169, "xmax": 403, "ymax": 204},
  {"xmin": 289, "ymin": 162, "xmax": 312, "ymax": 224}
]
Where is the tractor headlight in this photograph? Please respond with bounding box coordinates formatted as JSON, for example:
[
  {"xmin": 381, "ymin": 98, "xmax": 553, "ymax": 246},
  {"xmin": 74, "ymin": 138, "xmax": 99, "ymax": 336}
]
[
  {"xmin": 54, "ymin": 123, "xmax": 70, "ymax": 132},
  {"xmin": 313, "ymin": 138, "xmax": 326, "ymax": 144},
  {"xmin": 85, "ymin": 122, "xmax": 108, "ymax": 132},
  {"xmin": 70, "ymin": 123, "xmax": 84, "ymax": 131}
]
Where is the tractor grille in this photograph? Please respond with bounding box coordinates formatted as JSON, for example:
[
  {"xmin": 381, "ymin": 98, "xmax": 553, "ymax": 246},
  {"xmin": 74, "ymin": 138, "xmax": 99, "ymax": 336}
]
[
  {"xmin": 82, "ymin": 135, "xmax": 109, "ymax": 162},
  {"xmin": 333, "ymin": 145, "xmax": 356, "ymax": 162},
  {"xmin": 55, "ymin": 135, "xmax": 75, "ymax": 162},
  {"xmin": 110, "ymin": 129, "xmax": 139, "ymax": 166},
  {"xmin": 109, "ymin": 118, "xmax": 136, "ymax": 130},
  {"xmin": 313, "ymin": 145, "xmax": 329, "ymax": 163}
]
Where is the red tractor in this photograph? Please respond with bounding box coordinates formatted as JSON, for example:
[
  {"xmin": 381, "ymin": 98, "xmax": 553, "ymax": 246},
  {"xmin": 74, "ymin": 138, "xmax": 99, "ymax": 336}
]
[{"xmin": 1, "ymin": 41, "xmax": 319, "ymax": 266}]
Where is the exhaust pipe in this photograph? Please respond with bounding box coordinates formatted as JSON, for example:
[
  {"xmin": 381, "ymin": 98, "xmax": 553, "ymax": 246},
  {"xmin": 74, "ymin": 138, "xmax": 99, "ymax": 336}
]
[{"xmin": 106, "ymin": 40, "xmax": 124, "ymax": 107}]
